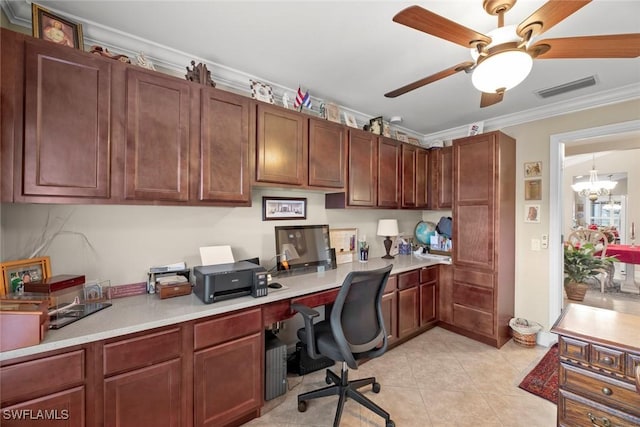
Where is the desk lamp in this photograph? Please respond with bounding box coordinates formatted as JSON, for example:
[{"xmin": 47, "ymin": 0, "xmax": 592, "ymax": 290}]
[{"xmin": 377, "ymin": 219, "xmax": 399, "ymax": 259}]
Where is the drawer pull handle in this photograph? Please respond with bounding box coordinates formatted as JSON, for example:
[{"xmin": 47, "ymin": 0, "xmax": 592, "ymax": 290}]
[
  {"xmin": 601, "ymin": 387, "xmax": 612, "ymax": 396},
  {"xmin": 601, "ymin": 356, "xmax": 614, "ymax": 365},
  {"xmin": 588, "ymin": 413, "xmax": 612, "ymax": 427}
]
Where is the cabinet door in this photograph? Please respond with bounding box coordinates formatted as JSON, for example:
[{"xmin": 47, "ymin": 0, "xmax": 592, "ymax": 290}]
[
  {"xmin": 415, "ymin": 148, "xmax": 429, "ymax": 208},
  {"xmin": 347, "ymin": 129, "xmax": 377, "ymax": 206},
  {"xmin": 1, "ymin": 386, "xmax": 85, "ymax": 427},
  {"xmin": 401, "ymin": 144, "xmax": 417, "ymax": 208},
  {"xmin": 198, "ymin": 88, "xmax": 250, "ymax": 204},
  {"xmin": 398, "ymin": 287, "xmax": 419, "ymax": 338},
  {"xmin": 255, "ymin": 104, "xmax": 307, "ymax": 186},
  {"xmin": 308, "ymin": 119, "xmax": 346, "ymax": 188},
  {"xmin": 377, "ymin": 137, "xmax": 400, "ymax": 208},
  {"xmin": 104, "ymin": 359, "xmax": 182, "ymax": 427},
  {"xmin": 453, "ymin": 136, "xmax": 495, "ymax": 269},
  {"xmin": 438, "ymin": 264, "xmax": 454, "ymax": 324},
  {"xmin": 124, "ymin": 69, "xmax": 191, "ymax": 201},
  {"xmin": 23, "ymin": 40, "xmax": 111, "ymax": 198},
  {"xmin": 430, "ymin": 146, "xmax": 453, "ymax": 209},
  {"xmin": 419, "ymin": 282, "xmax": 437, "ymax": 326},
  {"xmin": 381, "ymin": 291, "xmax": 398, "ymax": 345},
  {"xmin": 194, "ymin": 332, "xmax": 262, "ymax": 427}
]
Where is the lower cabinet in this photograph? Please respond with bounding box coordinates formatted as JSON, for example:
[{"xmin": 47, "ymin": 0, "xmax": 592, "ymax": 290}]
[
  {"xmin": 381, "ymin": 275, "xmax": 398, "ymax": 345},
  {"xmin": 1, "ymin": 387, "xmax": 85, "ymax": 427},
  {"xmin": 419, "ymin": 266, "xmax": 437, "ymax": 327},
  {"xmin": 104, "ymin": 360, "xmax": 182, "ymax": 427}
]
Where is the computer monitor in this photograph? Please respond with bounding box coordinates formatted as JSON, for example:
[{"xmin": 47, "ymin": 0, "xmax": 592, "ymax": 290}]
[{"xmin": 274, "ymin": 224, "xmax": 336, "ymax": 273}]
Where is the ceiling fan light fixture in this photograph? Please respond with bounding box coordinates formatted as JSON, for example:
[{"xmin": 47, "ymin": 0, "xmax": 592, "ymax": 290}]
[{"xmin": 471, "ymin": 49, "xmax": 533, "ymax": 93}]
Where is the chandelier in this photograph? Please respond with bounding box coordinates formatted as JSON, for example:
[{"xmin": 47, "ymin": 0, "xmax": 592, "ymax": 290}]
[
  {"xmin": 602, "ymin": 179, "xmax": 621, "ymax": 211},
  {"xmin": 571, "ymin": 158, "xmax": 617, "ymax": 201}
]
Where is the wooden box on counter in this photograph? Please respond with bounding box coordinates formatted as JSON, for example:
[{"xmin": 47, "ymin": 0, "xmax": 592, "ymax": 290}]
[{"xmin": 0, "ymin": 296, "xmax": 49, "ymax": 351}]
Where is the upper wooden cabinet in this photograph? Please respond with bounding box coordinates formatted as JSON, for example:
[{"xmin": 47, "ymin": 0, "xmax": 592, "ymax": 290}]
[
  {"xmin": 124, "ymin": 69, "xmax": 191, "ymax": 202},
  {"xmin": 377, "ymin": 137, "xmax": 401, "ymax": 208},
  {"xmin": 401, "ymin": 144, "xmax": 429, "ymax": 209},
  {"xmin": 429, "ymin": 146, "xmax": 453, "ymax": 209},
  {"xmin": 196, "ymin": 88, "xmax": 251, "ymax": 204},
  {"xmin": 255, "ymin": 103, "xmax": 307, "ymax": 186},
  {"xmin": 346, "ymin": 129, "xmax": 378, "ymax": 207},
  {"xmin": 22, "ymin": 38, "xmax": 112, "ymax": 200},
  {"xmin": 308, "ymin": 118, "xmax": 347, "ymax": 189}
]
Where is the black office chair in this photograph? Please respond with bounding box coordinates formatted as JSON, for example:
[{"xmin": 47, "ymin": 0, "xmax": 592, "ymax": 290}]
[{"xmin": 291, "ymin": 265, "xmax": 395, "ymax": 427}]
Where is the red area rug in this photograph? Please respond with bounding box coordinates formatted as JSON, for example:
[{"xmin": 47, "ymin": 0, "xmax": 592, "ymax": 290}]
[{"xmin": 518, "ymin": 343, "xmax": 558, "ymax": 404}]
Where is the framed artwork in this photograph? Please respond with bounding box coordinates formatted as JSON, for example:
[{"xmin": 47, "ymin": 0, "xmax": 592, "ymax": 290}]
[
  {"xmin": 525, "ymin": 204, "xmax": 541, "ymax": 223},
  {"xmin": 525, "ymin": 179, "xmax": 542, "ymax": 200},
  {"xmin": 1, "ymin": 256, "xmax": 52, "ymax": 295},
  {"xmin": 467, "ymin": 121, "xmax": 484, "ymax": 136},
  {"xmin": 32, "ymin": 3, "xmax": 83, "ymax": 50},
  {"xmin": 369, "ymin": 116, "xmax": 383, "ymax": 135},
  {"xmin": 325, "ymin": 103, "xmax": 341, "ymax": 123},
  {"xmin": 407, "ymin": 136, "xmax": 420, "ymax": 146},
  {"xmin": 250, "ymin": 79, "xmax": 274, "ymax": 104},
  {"xmin": 382, "ymin": 122, "xmax": 391, "ymax": 137},
  {"xmin": 343, "ymin": 112, "xmax": 358, "ymax": 128},
  {"xmin": 395, "ymin": 130, "xmax": 409, "ymax": 142},
  {"xmin": 262, "ymin": 197, "xmax": 307, "ymax": 221},
  {"xmin": 524, "ymin": 161, "xmax": 542, "ymax": 178}
]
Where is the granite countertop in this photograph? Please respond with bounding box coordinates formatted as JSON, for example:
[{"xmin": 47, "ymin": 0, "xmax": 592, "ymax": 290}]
[{"xmin": 0, "ymin": 254, "xmax": 448, "ymax": 362}]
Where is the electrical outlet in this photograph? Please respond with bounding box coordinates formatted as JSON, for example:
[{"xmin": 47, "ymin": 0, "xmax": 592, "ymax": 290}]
[{"xmin": 541, "ymin": 234, "xmax": 549, "ymax": 249}]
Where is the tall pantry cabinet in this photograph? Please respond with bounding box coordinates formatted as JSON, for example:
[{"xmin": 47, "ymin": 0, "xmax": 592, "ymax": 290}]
[{"xmin": 448, "ymin": 131, "xmax": 516, "ymax": 348}]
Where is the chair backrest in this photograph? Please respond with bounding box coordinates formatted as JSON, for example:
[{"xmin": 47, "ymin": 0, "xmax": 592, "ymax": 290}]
[
  {"xmin": 329, "ymin": 265, "xmax": 392, "ymax": 369},
  {"xmin": 566, "ymin": 229, "xmax": 608, "ymax": 258}
]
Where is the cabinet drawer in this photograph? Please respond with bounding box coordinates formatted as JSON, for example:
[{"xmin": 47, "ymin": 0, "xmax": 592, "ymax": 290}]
[
  {"xmin": 419, "ymin": 266, "xmax": 437, "ymax": 284},
  {"xmin": 384, "ymin": 275, "xmax": 397, "ymax": 294},
  {"xmin": 398, "ymin": 270, "xmax": 419, "ymax": 290},
  {"xmin": 194, "ymin": 308, "xmax": 262, "ymax": 350},
  {"xmin": 591, "ymin": 344, "xmax": 625, "ymax": 376},
  {"xmin": 559, "ymin": 336, "xmax": 590, "ymax": 364},
  {"xmin": 453, "ymin": 304, "xmax": 493, "ymax": 336},
  {"xmin": 453, "ymin": 268, "xmax": 493, "ymax": 289},
  {"xmin": 558, "ymin": 389, "xmax": 640, "ymax": 427},
  {"xmin": 626, "ymin": 353, "xmax": 640, "ymax": 379},
  {"xmin": 1, "ymin": 350, "xmax": 85, "ymax": 404},
  {"xmin": 560, "ymin": 363, "xmax": 640, "ymax": 416},
  {"xmin": 104, "ymin": 327, "xmax": 181, "ymax": 376},
  {"xmin": 452, "ymin": 283, "xmax": 493, "ymax": 311}
]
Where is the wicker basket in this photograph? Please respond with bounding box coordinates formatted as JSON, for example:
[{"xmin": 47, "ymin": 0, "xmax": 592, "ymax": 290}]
[{"xmin": 509, "ymin": 318, "xmax": 542, "ymax": 348}]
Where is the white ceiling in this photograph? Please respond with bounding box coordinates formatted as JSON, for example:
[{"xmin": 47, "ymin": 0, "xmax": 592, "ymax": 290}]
[{"xmin": 3, "ymin": 0, "xmax": 640, "ymax": 138}]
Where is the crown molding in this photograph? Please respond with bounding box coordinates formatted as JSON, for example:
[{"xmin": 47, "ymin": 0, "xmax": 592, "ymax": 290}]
[{"xmin": 3, "ymin": 0, "xmax": 636, "ymax": 145}]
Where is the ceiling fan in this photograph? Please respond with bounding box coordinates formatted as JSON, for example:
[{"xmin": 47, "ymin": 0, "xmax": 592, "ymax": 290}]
[{"xmin": 385, "ymin": 0, "xmax": 640, "ymax": 107}]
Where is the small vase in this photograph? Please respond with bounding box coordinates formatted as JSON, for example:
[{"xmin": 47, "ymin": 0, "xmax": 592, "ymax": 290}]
[{"xmin": 565, "ymin": 281, "xmax": 588, "ymax": 301}]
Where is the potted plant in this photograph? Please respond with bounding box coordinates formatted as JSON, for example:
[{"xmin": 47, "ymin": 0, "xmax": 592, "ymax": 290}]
[{"xmin": 563, "ymin": 242, "xmax": 615, "ymax": 301}]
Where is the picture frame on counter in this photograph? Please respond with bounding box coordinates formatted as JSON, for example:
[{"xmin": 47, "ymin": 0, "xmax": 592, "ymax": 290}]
[
  {"xmin": 0, "ymin": 256, "xmax": 52, "ymax": 295},
  {"xmin": 32, "ymin": 3, "xmax": 83, "ymax": 50},
  {"xmin": 262, "ymin": 197, "xmax": 307, "ymax": 221}
]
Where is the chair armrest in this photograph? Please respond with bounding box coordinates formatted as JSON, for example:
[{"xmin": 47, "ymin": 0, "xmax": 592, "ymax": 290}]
[{"xmin": 291, "ymin": 303, "xmax": 322, "ymax": 359}]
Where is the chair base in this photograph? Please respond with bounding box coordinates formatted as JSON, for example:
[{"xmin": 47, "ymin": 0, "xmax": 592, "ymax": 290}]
[{"xmin": 297, "ymin": 363, "xmax": 394, "ymax": 427}]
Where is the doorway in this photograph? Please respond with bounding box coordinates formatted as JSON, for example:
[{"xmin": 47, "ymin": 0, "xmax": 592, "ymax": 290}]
[{"xmin": 549, "ymin": 119, "xmax": 640, "ymax": 328}]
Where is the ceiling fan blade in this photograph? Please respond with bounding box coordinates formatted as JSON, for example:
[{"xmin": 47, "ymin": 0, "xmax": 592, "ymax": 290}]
[
  {"xmin": 393, "ymin": 5, "xmax": 490, "ymax": 48},
  {"xmin": 480, "ymin": 92, "xmax": 504, "ymax": 108},
  {"xmin": 517, "ymin": 0, "xmax": 591, "ymax": 41},
  {"xmin": 530, "ymin": 34, "xmax": 640, "ymax": 59},
  {"xmin": 384, "ymin": 62, "xmax": 474, "ymax": 98}
]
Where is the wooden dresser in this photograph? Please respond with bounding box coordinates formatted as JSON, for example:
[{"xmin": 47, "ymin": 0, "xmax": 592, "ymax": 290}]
[{"xmin": 551, "ymin": 304, "xmax": 640, "ymax": 427}]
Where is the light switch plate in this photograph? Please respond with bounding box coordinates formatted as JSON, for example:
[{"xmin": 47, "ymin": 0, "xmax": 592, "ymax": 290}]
[
  {"xmin": 531, "ymin": 239, "xmax": 541, "ymax": 251},
  {"xmin": 541, "ymin": 234, "xmax": 549, "ymax": 249}
]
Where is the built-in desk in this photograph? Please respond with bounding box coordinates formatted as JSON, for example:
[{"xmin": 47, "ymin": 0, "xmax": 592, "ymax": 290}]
[{"xmin": 0, "ymin": 255, "xmax": 447, "ymax": 427}]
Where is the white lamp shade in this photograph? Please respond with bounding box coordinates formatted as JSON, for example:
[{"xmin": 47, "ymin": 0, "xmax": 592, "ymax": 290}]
[{"xmin": 377, "ymin": 219, "xmax": 399, "ymax": 237}]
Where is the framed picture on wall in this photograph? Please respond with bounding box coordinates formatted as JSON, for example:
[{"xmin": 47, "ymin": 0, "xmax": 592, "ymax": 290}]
[
  {"xmin": 524, "ymin": 204, "xmax": 541, "ymax": 223},
  {"xmin": 525, "ymin": 179, "xmax": 542, "ymax": 200},
  {"xmin": 262, "ymin": 197, "xmax": 307, "ymax": 220},
  {"xmin": 524, "ymin": 161, "xmax": 542, "ymax": 178}
]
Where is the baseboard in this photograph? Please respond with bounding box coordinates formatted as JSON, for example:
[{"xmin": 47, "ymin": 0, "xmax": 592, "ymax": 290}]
[{"xmin": 537, "ymin": 330, "xmax": 558, "ymax": 347}]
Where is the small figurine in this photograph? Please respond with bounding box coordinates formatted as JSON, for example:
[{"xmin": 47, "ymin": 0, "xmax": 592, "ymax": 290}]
[
  {"xmin": 185, "ymin": 60, "xmax": 216, "ymax": 87},
  {"xmin": 136, "ymin": 52, "xmax": 155, "ymax": 70},
  {"xmin": 282, "ymin": 93, "xmax": 291, "ymax": 109}
]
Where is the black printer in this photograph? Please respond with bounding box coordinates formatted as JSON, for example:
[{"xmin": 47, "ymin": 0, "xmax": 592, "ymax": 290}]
[{"xmin": 193, "ymin": 261, "xmax": 267, "ymax": 304}]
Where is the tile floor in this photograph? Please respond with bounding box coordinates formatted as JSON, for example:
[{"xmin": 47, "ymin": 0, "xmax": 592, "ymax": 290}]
[
  {"xmin": 244, "ymin": 327, "xmax": 557, "ymax": 427},
  {"xmin": 566, "ymin": 286, "xmax": 640, "ymax": 316}
]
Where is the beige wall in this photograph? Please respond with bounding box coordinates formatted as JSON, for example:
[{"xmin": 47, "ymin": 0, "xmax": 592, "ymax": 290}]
[
  {"xmin": 1, "ymin": 188, "xmax": 422, "ymax": 286},
  {"xmin": 503, "ymin": 98, "xmax": 640, "ymax": 334}
]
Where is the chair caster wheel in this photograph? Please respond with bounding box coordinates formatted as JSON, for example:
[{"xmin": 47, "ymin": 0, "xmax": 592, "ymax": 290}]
[
  {"xmin": 325, "ymin": 376, "xmax": 332, "ymax": 385},
  {"xmin": 297, "ymin": 401, "xmax": 307, "ymax": 412},
  {"xmin": 372, "ymin": 382, "xmax": 381, "ymax": 393},
  {"xmin": 386, "ymin": 420, "xmax": 395, "ymax": 427}
]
